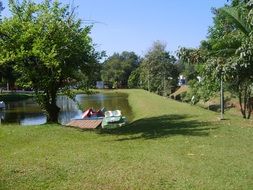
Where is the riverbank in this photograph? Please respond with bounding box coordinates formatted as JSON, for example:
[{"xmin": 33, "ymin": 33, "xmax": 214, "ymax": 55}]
[
  {"xmin": 1, "ymin": 89, "xmax": 253, "ymax": 189},
  {"xmin": 0, "ymin": 92, "xmax": 34, "ymax": 102},
  {"xmin": 0, "ymin": 89, "xmax": 94, "ymax": 102}
]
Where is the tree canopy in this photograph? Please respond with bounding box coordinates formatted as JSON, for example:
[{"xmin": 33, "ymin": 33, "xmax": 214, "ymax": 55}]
[
  {"xmin": 178, "ymin": 0, "xmax": 253, "ymax": 118},
  {"xmin": 101, "ymin": 51, "xmax": 140, "ymax": 88},
  {"xmin": 139, "ymin": 41, "xmax": 178, "ymax": 96},
  {"xmin": 0, "ymin": 0, "xmax": 101, "ymax": 122}
]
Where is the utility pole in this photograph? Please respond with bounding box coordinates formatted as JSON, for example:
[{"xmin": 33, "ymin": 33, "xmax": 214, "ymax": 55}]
[
  {"xmin": 163, "ymin": 74, "xmax": 166, "ymax": 96},
  {"xmin": 148, "ymin": 70, "xmax": 150, "ymax": 92},
  {"xmin": 220, "ymin": 74, "xmax": 224, "ymax": 120}
]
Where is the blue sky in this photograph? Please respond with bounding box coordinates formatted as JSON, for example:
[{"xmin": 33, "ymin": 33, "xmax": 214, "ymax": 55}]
[{"xmin": 2, "ymin": 0, "xmax": 228, "ymax": 57}]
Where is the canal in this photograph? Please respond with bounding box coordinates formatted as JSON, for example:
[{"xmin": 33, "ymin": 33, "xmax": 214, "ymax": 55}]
[{"xmin": 0, "ymin": 92, "xmax": 133, "ymax": 125}]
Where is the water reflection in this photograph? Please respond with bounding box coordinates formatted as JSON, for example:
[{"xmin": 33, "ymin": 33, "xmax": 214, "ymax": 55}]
[
  {"xmin": 20, "ymin": 115, "xmax": 46, "ymax": 125},
  {"xmin": 1, "ymin": 98, "xmax": 46, "ymax": 125},
  {"xmin": 57, "ymin": 96, "xmax": 82, "ymax": 125},
  {"xmin": 0, "ymin": 93, "xmax": 133, "ymax": 125}
]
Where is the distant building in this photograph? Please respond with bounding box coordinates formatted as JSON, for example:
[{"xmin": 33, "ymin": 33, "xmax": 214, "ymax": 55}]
[
  {"xmin": 197, "ymin": 76, "xmax": 202, "ymax": 82},
  {"xmin": 178, "ymin": 75, "xmax": 186, "ymax": 86},
  {"xmin": 96, "ymin": 81, "xmax": 104, "ymax": 89}
]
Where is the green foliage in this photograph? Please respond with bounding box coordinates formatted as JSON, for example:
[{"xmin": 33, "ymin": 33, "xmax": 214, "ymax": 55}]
[
  {"xmin": 189, "ymin": 77, "xmax": 219, "ymax": 103},
  {"xmin": 211, "ymin": 1, "xmax": 253, "ymax": 118},
  {"xmin": 221, "ymin": 6, "xmax": 250, "ymax": 35},
  {"xmin": 0, "ymin": 0, "xmax": 101, "ymax": 122},
  {"xmin": 0, "ymin": 63, "xmax": 19, "ymax": 90},
  {"xmin": 176, "ymin": 60, "xmax": 198, "ymax": 81},
  {"xmin": 177, "ymin": 47, "xmax": 207, "ymax": 64},
  {"xmin": 229, "ymin": 0, "xmax": 251, "ymax": 7},
  {"xmin": 177, "ymin": 46, "xmax": 218, "ymax": 102},
  {"xmin": 224, "ymin": 34, "xmax": 253, "ymax": 118},
  {"xmin": 128, "ymin": 67, "xmax": 141, "ymax": 88},
  {"xmin": 101, "ymin": 51, "xmax": 140, "ymax": 88},
  {"xmin": 179, "ymin": 1, "xmax": 253, "ymax": 119},
  {"xmin": 139, "ymin": 41, "xmax": 178, "ymax": 95}
]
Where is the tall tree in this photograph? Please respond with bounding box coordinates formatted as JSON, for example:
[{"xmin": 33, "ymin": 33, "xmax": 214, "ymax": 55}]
[
  {"xmin": 210, "ymin": 1, "xmax": 253, "ymax": 118},
  {"xmin": 177, "ymin": 46, "xmax": 220, "ymax": 103},
  {"xmin": 140, "ymin": 41, "xmax": 178, "ymax": 95},
  {"xmin": 0, "ymin": 0, "xmax": 101, "ymax": 122},
  {"xmin": 188, "ymin": 0, "xmax": 253, "ymax": 118},
  {"xmin": 128, "ymin": 67, "xmax": 141, "ymax": 89},
  {"xmin": 101, "ymin": 51, "xmax": 139, "ymax": 88}
]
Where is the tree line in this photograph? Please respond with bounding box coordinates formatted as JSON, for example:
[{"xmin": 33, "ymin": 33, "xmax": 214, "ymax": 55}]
[
  {"xmin": 1, "ymin": 0, "xmax": 253, "ymax": 123},
  {"xmin": 102, "ymin": 0, "xmax": 253, "ymax": 120},
  {"xmin": 100, "ymin": 41, "xmax": 179, "ymax": 96}
]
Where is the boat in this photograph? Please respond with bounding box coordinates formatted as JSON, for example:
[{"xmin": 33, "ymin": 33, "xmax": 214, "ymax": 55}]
[
  {"xmin": 0, "ymin": 101, "xmax": 5, "ymax": 109},
  {"xmin": 0, "ymin": 110, "xmax": 5, "ymax": 123},
  {"xmin": 81, "ymin": 108, "xmax": 105, "ymax": 119},
  {"xmin": 102, "ymin": 110, "xmax": 126, "ymax": 128},
  {"xmin": 66, "ymin": 108, "xmax": 106, "ymax": 129},
  {"xmin": 67, "ymin": 108, "xmax": 126, "ymax": 129}
]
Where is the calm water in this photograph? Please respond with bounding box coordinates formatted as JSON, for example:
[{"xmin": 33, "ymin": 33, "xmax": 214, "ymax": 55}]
[{"xmin": 0, "ymin": 93, "xmax": 133, "ymax": 125}]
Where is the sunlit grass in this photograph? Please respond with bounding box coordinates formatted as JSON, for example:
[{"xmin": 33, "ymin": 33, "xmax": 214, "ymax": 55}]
[{"xmin": 0, "ymin": 89, "xmax": 253, "ymax": 189}]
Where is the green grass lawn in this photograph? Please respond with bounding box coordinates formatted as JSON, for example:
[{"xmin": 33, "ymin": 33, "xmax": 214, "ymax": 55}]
[{"xmin": 1, "ymin": 89, "xmax": 253, "ymax": 189}]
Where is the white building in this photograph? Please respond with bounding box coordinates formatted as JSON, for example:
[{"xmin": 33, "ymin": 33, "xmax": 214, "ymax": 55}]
[
  {"xmin": 178, "ymin": 75, "xmax": 186, "ymax": 86},
  {"xmin": 96, "ymin": 81, "xmax": 104, "ymax": 89}
]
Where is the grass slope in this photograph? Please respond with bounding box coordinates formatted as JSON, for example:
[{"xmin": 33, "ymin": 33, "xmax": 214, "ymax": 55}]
[{"xmin": 0, "ymin": 89, "xmax": 253, "ymax": 189}]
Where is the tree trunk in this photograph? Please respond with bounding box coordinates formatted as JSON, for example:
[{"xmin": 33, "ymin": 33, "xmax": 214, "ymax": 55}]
[
  {"xmin": 46, "ymin": 102, "xmax": 60, "ymax": 123},
  {"xmin": 238, "ymin": 88, "xmax": 246, "ymax": 118},
  {"xmin": 242, "ymin": 86, "xmax": 247, "ymax": 119},
  {"xmin": 247, "ymin": 100, "xmax": 252, "ymax": 119},
  {"xmin": 238, "ymin": 84, "xmax": 252, "ymax": 119},
  {"xmin": 46, "ymin": 89, "xmax": 60, "ymax": 123},
  {"xmin": 36, "ymin": 88, "xmax": 60, "ymax": 123},
  {"xmin": 247, "ymin": 92, "xmax": 252, "ymax": 119}
]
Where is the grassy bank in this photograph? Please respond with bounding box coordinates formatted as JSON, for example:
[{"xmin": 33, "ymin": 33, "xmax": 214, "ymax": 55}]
[
  {"xmin": 1, "ymin": 89, "xmax": 253, "ymax": 189},
  {"xmin": 0, "ymin": 93, "xmax": 33, "ymax": 102}
]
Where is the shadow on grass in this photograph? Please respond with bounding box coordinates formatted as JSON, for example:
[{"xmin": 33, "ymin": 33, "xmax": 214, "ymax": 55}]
[{"xmin": 98, "ymin": 114, "xmax": 218, "ymax": 141}]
